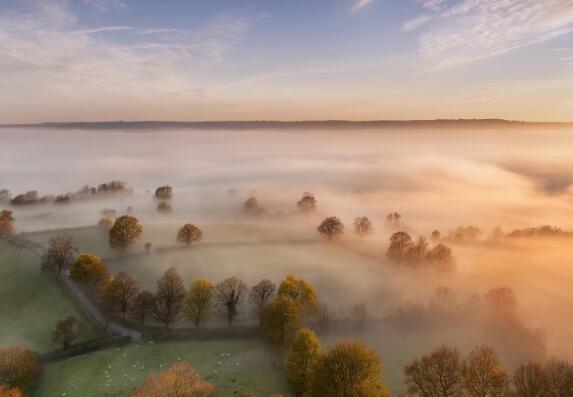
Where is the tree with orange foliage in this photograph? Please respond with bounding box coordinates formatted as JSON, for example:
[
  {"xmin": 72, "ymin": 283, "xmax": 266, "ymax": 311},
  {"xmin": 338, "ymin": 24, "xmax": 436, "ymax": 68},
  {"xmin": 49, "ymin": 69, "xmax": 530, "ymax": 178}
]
[
  {"xmin": 0, "ymin": 386, "xmax": 23, "ymax": 397},
  {"xmin": 0, "ymin": 346, "xmax": 41, "ymax": 392},
  {"xmin": 130, "ymin": 362, "xmax": 216, "ymax": 397}
]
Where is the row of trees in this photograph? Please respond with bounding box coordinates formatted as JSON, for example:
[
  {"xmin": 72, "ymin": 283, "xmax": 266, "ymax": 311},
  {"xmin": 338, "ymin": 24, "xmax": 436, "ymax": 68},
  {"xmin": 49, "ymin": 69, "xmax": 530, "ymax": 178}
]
[
  {"xmin": 404, "ymin": 344, "xmax": 573, "ymax": 397},
  {"xmin": 65, "ymin": 250, "xmax": 307, "ymax": 329},
  {"xmin": 386, "ymin": 231, "xmax": 456, "ymax": 271},
  {"xmin": 1, "ymin": 181, "xmax": 130, "ymax": 207}
]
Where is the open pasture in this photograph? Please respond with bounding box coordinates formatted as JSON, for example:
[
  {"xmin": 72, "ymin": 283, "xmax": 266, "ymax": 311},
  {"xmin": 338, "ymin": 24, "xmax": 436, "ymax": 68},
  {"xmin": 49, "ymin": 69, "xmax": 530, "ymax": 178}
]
[{"xmin": 33, "ymin": 339, "xmax": 289, "ymax": 397}]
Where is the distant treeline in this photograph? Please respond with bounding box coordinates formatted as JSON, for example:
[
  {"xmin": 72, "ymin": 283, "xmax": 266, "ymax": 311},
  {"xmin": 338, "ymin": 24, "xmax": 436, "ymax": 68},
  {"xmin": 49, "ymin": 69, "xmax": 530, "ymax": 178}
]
[
  {"xmin": 0, "ymin": 181, "xmax": 131, "ymax": 206},
  {"xmin": 2, "ymin": 119, "xmax": 573, "ymax": 130}
]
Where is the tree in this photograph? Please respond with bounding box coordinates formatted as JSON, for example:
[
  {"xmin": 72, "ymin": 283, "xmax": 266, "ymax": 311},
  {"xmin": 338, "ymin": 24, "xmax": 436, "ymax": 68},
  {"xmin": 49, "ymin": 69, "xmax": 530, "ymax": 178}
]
[
  {"xmin": 404, "ymin": 346, "xmax": 464, "ymax": 397},
  {"xmin": 130, "ymin": 291, "xmax": 156, "ymax": 326},
  {"xmin": 261, "ymin": 297, "xmax": 301, "ymax": 348},
  {"xmin": 463, "ymin": 345, "xmax": 509, "ymax": 397},
  {"xmin": 425, "ymin": 243, "xmax": 456, "ymax": 271},
  {"xmin": 317, "ymin": 216, "xmax": 344, "ymax": 239},
  {"xmin": 100, "ymin": 208, "xmax": 117, "ymax": 221},
  {"xmin": 154, "ymin": 186, "xmax": 173, "ymax": 202},
  {"xmin": 513, "ymin": 363, "xmax": 547, "ymax": 397},
  {"xmin": 386, "ymin": 231, "xmax": 413, "ymax": 263},
  {"xmin": 404, "ymin": 236, "xmax": 430, "ymax": 266},
  {"xmin": 0, "ymin": 386, "xmax": 23, "ymax": 397},
  {"xmin": 41, "ymin": 235, "xmax": 77, "ymax": 275},
  {"xmin": 101, "ymin": 272, "xmax": 140, "ymax": 319},
  {"xmin": 0, "ymin": 189, "xmax": 10, "ymax": 204},
  {"xmin": 354, "ymin": 216, "xmax": 374, "ymax": 237},
  {"xmin": 309, "ymin": 341, "xmax": 390, "ymax": 397},
  {"xmin": 144, "ymin": 242, "xmax": 152, "ymax": 254},
  {"xmin": 431, "ymin": 230, "xmax": 442, "ymax": 241},
  {"xmin": 185, "ymin": 279, "xmax": 214, "ymax": 328},
  {"xmin": 156, "ymin": 201, "xmax": 173, "ymax": 214},
  {"xmin": 351, "ymin": 302, "xmax": 368, "ymax": 329},
  {"xmin": 130, "ymin": 362, "xmax": 216, "ymax": 397},
  {"xmin": 544, "ymin": 359, "xmax": 573, "ymax": 397},
  {"xmin": 214, "ymin": 277, "xmax": 248, "ymax": 326},
  {"xmin": 297, "ymin": 193, "xmax": 317, "ymax": 214},
  {"xmin": 97, "ymin": 217, "xmax": 113, "ymax": 232},
  {"xmin": 153, "ymin": 267, "xmax": 186, "ymax": 328},
  {"xmin": 177, "ymin": 224, "xmax": 203, "ymax": 246},
  {"xmin": 0, "ymin": 346, "xmax": 40, "ymax": 392},
  {"xmin": 109, "ymin": 215, "xmax": 142, "ymax": 250},
  {"xmin": 277, "ymin": 275, "xmax": 318, "ymax": 316},
  {"xmin": 0, "ymin": 210, "xmax": 15, "ymax": 236},
  {"xmin": 52, "ymin": 316, "xmax": 84, "ymax": 348},
  {"xmin": 386, "ymin": 212, "xmax": 402, "ymax": 229},
  {"xmin": 249, "ymin": 279, "xmax": 277, "ymax": 324},
  {"xmin": 69, "ymin": 253, "xmax": 109, "ymax": 286},
  {"xmin": 243, "ymin": 197, "xmax": 265, "ymax": 216},
  {"xmin": 286, "ymin": 327, "xmax": 322, "ymax": 396}
]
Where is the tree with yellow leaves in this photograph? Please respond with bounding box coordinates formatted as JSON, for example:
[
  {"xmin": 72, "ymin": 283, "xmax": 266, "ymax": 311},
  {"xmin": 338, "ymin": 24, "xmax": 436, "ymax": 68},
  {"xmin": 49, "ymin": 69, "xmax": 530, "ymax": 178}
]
[
  {"xmin": 286, "ymin": 327, "xmax": 322, "ymax": 396},
  {"xmin": 185, "ymin": 279, "xmax": 214, "ymax": 328}
]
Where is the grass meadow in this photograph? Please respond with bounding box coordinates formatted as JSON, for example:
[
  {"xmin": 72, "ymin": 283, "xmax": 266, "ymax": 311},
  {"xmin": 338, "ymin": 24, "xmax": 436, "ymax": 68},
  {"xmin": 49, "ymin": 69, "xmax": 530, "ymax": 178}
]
[{"xmin": 0, "ymin": 241, "xmax": 101, "ymax": 353}]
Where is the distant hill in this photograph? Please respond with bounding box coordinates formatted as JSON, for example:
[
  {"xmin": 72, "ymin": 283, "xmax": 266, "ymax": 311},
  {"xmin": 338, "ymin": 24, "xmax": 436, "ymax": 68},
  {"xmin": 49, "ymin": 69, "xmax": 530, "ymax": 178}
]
[{"xmin": 1, "ymin": 119, "xmax": 572, "ymax": 130}]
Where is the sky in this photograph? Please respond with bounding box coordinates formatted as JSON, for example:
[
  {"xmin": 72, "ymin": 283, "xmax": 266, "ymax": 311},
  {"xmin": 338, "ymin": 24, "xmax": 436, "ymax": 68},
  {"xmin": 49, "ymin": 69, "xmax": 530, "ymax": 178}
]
[{"xmin": 0, "ymin": 0, "xmax": 572, "ymax": 122}]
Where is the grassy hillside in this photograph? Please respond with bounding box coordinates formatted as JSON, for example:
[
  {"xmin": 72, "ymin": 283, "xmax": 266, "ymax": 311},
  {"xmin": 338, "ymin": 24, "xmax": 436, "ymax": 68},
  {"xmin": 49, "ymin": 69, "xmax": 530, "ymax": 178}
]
[{"xmin": 0, "ymin": 241, "xmax": 101, "ymax": 352}]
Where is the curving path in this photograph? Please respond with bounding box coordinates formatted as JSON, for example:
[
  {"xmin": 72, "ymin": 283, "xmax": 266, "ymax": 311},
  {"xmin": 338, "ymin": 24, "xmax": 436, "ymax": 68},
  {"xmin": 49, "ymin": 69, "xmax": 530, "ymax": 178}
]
[{"xmin": 1, "ymin": 234, "xmax": 141, "ymax": 340}]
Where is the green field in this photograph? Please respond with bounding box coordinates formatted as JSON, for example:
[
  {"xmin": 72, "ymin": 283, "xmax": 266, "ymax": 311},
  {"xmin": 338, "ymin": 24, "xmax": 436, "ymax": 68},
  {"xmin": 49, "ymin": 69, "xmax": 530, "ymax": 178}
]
[
  {"xmin": 0, "ymin": 241, "xmax": 101, "ymax": 353},
  {"xmin": 33, "ymin": 339, "xmax": 290, "ymax": 397}
]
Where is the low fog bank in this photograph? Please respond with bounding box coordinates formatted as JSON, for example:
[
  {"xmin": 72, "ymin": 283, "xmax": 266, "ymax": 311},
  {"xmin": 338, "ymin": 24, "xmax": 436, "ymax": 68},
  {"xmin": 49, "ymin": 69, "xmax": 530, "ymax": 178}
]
[{"xmin": 2, "ymin": 127, "xmax": 573, "ymax": 389}]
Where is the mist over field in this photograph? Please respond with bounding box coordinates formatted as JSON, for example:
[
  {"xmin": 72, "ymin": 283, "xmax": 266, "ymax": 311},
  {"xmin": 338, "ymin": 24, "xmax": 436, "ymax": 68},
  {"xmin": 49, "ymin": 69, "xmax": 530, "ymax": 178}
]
[{"xmin": 2, "ymin": 126, "xmax": 573, "ymax": 392}]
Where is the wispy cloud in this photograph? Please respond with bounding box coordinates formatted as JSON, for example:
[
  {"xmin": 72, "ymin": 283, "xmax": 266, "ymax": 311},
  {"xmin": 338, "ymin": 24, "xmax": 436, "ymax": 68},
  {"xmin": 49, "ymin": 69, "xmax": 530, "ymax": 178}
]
[
  {"xmin": 0, "ymin": 1, "xmax": 252, "ymax": 99},
  {"xmin": 402, "ymin": 14, "xmax": 432, "ymax": 32},
  {"xmin": 82, "ymin": 0, "xmax": 126, "ymax": 12},
  {"xmin": 407, "ymin": 0, "xmax": 573, "ymax": 70},
  {"xmin": 351, "ymin": 0, "xmax": 373, "ymax": 13}
]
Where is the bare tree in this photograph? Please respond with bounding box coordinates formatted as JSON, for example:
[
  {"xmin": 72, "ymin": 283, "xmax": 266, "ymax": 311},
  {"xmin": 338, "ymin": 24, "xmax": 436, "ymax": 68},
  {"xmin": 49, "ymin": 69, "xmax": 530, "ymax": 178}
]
[
  {"xmin": 101, "ymin": 272, "xmax": 140, "ymax": 319},
  {"xmin": 404, "ymin": 346, "xmax": 464, "ymax": 397},
  {"xmin": 463, "ymin": 345, "xmax": 509, "ymax": 397},
  {"xmin": 544, "ymin": 359, "xmax": 573, "ymax": 397},
  {"xmin": 130, "ymin": 291, "xmax": 155, "ymax": 326},
  {"xmin": 513, "ymin": 362, "xmax": 547, "ymax": 397},
  {"xmin": 41, "ymin": 235, "xmax": 77, "ymax": 275},
  {"xmin": 249, "ymin": 279, "xmax": 276, "ymax": 324},
  {"xmin": 153, "ymin": 267, "xmax": 186, "ymax": 328},
  {"xmin": 214, "ymin": 277, "xmax": 248, "ymax": 326}
]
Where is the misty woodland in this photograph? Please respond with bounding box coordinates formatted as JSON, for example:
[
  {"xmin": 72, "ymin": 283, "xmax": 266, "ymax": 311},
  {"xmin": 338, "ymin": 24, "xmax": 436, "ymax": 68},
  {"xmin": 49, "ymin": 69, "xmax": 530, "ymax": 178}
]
[{"xmin": 2, "ymin": 0, "xmax": 573, "ymax": 396}]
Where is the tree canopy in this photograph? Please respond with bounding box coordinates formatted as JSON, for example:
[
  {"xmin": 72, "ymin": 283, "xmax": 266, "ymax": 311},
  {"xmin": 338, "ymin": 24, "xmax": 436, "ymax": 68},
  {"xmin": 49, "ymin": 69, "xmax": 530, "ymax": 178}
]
[{"xmin": 109, "ymin": 215, "xmax": 142, "ymax": 250}]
